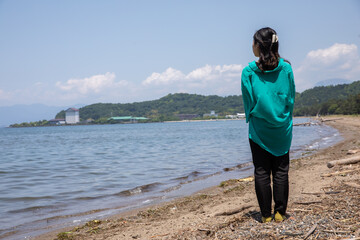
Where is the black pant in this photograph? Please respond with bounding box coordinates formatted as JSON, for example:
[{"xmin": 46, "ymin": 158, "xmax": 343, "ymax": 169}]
[{"xmin": 249, "ymin": 139, "xmax": 289, "ymax": 218}]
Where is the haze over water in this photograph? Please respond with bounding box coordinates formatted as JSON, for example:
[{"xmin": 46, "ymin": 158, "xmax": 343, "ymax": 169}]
[{"xmin": 0, "ymin": 119, "xmax": 340, "ymax": 239}]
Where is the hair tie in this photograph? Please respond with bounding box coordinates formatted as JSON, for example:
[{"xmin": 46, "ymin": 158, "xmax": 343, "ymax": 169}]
[{"xmin": 272, "ymin": 34, "xmax": 278, "ymax": 43}]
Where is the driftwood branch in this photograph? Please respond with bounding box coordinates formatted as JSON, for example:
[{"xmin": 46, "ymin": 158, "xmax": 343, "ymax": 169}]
[
  {"xmin": 292, "ymin": 208, "xmax": 312, "ymax": 212},
  {"xmin": 327, "ymin": 154, "xmax": 360, "ymax": 168},
  {"xmin": 343, "ymin": 181, "xmax": 360, "ymax": 189},
  {"xmin": 293, "ymin": 118, "xmax": 342, "ymax": 127},
  {"xmin": 237, "ymin": 177, "xmax": 254, "ymax": 182},
  {"xmin": 294, "ymin": 201, "xmax": 322, "ymax": 205},
  {"xmin": 214, "ymin": 205, "xmax": 253, "ymax": 216},
  {"xmin": 302, "ymin": 190, "xmax": 343, "ymax": 195},
  {"xmin": 340, "ymin": 237, "xmax": 360, "ymax": 240},
  {"xmin": 321, "ymin": 169, "xmax": 359, "ymax": 177},
  {"xmin": 293, "ymin": 122, "xmax": 313, "ymax": 126},
  {"xmin": 347, "ymin": 149, "xmax": 360, "ymax": 155},
  {"xmin": 319, "ymin": 118, "xmax": 343, "ymax": 122},
  {"xmin": 322, "ymin": 229, "xmax": 352, "ymax": 234},
  {"xmin": 303, "ymin": 224, "xmax": 317, "ymax": 240}
]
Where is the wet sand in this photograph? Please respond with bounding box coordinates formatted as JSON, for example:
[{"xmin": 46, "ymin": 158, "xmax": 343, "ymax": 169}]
[{"xmin": 35, "ymin": 116, "xmax": 360, "ymax": 239}]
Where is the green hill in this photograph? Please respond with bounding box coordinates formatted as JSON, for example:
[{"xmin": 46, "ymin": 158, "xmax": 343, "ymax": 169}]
[
  {"xmin": 56, "ymin": 93, "xmax": 244, "ymax": 122},
  {"xmin": 294, "ymin": 80, "xmax": 360, "ymax": 115},
  {"xmin": 54, "ymin": 80, "xmax": 360, "ymax": 122},
  {"xmin": 295, "ymin": 80, "xmax": 360, "ymax": 108}
]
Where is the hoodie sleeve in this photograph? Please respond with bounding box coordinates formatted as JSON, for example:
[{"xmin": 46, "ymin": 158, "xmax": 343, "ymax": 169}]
[
  {"xmin": 241, "ymin": 67, "xmax": 254, "ymax": 123},
  {"xmin": 288, "ymin": 68, "xmax": 295, "ymax": 115},
  {"xmin": 289, "ymin": 69, "xmax": 295, "ymax": 100}
]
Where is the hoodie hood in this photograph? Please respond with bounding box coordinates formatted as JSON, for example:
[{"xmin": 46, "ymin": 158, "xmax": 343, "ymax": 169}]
[{"xmin": 249, "ymin": 58, "xmax": 284, "ymax": 73}]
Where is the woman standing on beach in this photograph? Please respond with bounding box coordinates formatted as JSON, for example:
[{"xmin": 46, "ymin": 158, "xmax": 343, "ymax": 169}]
[{"xmin": 241, "ymin": 27, "xmax": 295, "ymax": 223}]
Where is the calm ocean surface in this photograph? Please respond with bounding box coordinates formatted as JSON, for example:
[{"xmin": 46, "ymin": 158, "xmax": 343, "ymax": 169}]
[{"xmin": 0, "ymin": 119, "xmax": 340, "ymax": 239}]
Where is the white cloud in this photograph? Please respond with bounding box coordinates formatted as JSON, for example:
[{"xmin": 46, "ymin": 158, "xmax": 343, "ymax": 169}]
[
  {"xmin": 1, "ymin": 64, "xmax": 243, "ymax": 106},
  {"xmin": 0, "ymin": 73, "xmax": 135, "ymax": 106},
  {"xmin": 139, "ymin": 64, "xmax": 243, "ymax": 99},
  {"xmin": 187, "ymin": 64, "xmax": 242, "ymax": 81},
  {"xmin": 142, "ymin": 64, "xmax": 243, "ymax": 96},
  {"xmin": 295, "ymin": 43, "xmax": 360, "ymax": 91},
  {"xmin": 306, "ymin": 43, "xmax": 358, "ymax": 65},
  {"xmin": 187, "ymin": 65, "xmax": 214, "ymax": 80},
  {"xmin": 56, "ymin": 72, "xmax": 127, "ymax": 95},
  {"xmin": 143, "ymin": 68, "xmax": 185, "ymax": 85}
]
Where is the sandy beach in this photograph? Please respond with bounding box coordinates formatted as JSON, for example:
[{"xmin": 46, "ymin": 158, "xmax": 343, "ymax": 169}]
[{"xmin": 35, "ymin": 116, "xmax": 360, "ymax": 240}]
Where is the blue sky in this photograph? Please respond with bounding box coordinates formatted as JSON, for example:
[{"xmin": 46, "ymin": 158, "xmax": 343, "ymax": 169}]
[{"xmin": 0, "ymin": 0, "xmax": 359, "ymax": 107}]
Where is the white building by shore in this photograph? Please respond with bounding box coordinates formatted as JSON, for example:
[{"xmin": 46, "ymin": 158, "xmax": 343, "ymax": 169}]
[
  {"xmin": 65, "ymin": 108, "xmax": 80, "ymax": 124},
  {"xmin": 203, "ymin": 110, "xmax": 218, "ymax": 118},
  {"xmin": 225, "ymin": 113, "xmax": 246, "ymax": 119}
]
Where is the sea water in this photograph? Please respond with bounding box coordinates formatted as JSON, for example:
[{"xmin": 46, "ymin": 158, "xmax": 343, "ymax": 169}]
[{"xmin": 0, "ymin": 118, "xmax": 341, "ymax": 239}]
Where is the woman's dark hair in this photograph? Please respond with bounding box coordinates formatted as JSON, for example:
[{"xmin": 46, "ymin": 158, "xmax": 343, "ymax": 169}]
[{"xmin": 253, "ymin": 27, "xmax": 281, "ymax": 71}]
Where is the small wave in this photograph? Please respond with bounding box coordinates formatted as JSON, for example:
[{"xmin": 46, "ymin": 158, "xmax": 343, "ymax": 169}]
[
  {"xmin": 308, "ymin": 141, "xmax": 319, "ymax": 149},
  {"xmin": 161, "ymin": 171, "xmax": 223, "ymax": 193},
  {"xmin": 8, "ymin": 205, "xmax": 55, "ymax": 214},
  {"xmin": 42, "ymin": 207, "xmax": 112, "ymax": 223},
  {"xmin": 142, "ymin": 199, "xmax": 152, "ymax": 204},
  {"xmin": 74, "ymin": 183, "xmax": 163, "ymax": 200},
  {"xmin": 115, "ymin": 182, "xmax": 163, "ymax": 196},
  {"xmin": 0, "ymin": 196, "xmax": 54, "ymax": 202},
  {"xmin": 223, "ymin": 162, "xmax": 252, "ymax": 172},
  {"xmin": 0, "ymin": 229, "xmax": 20, "ymax": 240},
  {"xmin": 161, "ymin": 185, "xmax": 182, "ymax": 193},
  {"xmin": 172, "ymin": 171, "xmax": 202, "ymax": 181},
  {"xmin": 74, "ymin": 196, "xmax": 102, "ymax": 201}
]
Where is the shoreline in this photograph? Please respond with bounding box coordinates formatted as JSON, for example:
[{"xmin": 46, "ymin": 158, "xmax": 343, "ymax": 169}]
[
  {"xmin": 1, "ymin": 117, "xmax": 329, "ymax": 240},
  {"xmin": 32, "ymin": 115, "xmax": 360, "ymax": 240},
  {"xmin": 5, "ymin": 115, "xmax": 311, "ymax": 128},
  {"xmin": 6, "ymin": 118, "xmax": 240, "ymax": 128}
]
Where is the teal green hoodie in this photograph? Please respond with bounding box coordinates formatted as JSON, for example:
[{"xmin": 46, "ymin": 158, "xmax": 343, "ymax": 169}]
[{"xmin": 241, "ymin": 58, "xmax": 295, "ymax": 156}]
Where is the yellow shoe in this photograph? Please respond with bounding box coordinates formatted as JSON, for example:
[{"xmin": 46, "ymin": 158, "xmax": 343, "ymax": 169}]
[
  {"xmin": 274, "ymin": 212, "xmax": 286, "ymax": 222},
  {"xmin": 262, "ymin": 216, "xmax": 272, "ymax": 223}
]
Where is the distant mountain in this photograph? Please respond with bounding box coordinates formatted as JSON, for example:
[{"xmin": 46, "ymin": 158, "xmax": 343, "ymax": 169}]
[
  {"xmin": 315, "ymin": 78, "xmax": 352, "ymax": 87},
  {"xmin": 294, "ymin": 80, "xmax": 360, "ymax": 116},
  {"xmin": 295, "ymin": 80, "xmax": 360, "ymax": 109},
  {"xmin": 52, "ymin": 81, "xmax": 360, "ymax": 122},
  {"xmin": 0, "ymin": 104, "xmax": 84, "ymax": 127}
]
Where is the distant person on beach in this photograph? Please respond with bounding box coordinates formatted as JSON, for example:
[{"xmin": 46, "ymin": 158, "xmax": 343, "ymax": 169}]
[{"xmin": 241, "ymin": 27, "xmax": 295, "ymax": 223}]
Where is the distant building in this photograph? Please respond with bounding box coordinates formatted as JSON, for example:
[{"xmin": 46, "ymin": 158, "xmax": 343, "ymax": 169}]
[
  {"xmin": 237, "ymin": 113, "xmax": 245, "ymax": 118},
  {"xmin": 225, "ymin": 115, "xmax": 237, "ymax": 119},
  {"xmin": 225, "ymin": 113, "xmax": 246, "ymax": 119},
  {"xmin": 49, "ymin": 119, "xmax": 66, "ymax": 125},
  {"xmin": 203, "ymin": 110, "xmax": 218, "ymax": 118},
  {"xmin": 65, "ymin": 108, "xmax": 80, "ymax": 124}
]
